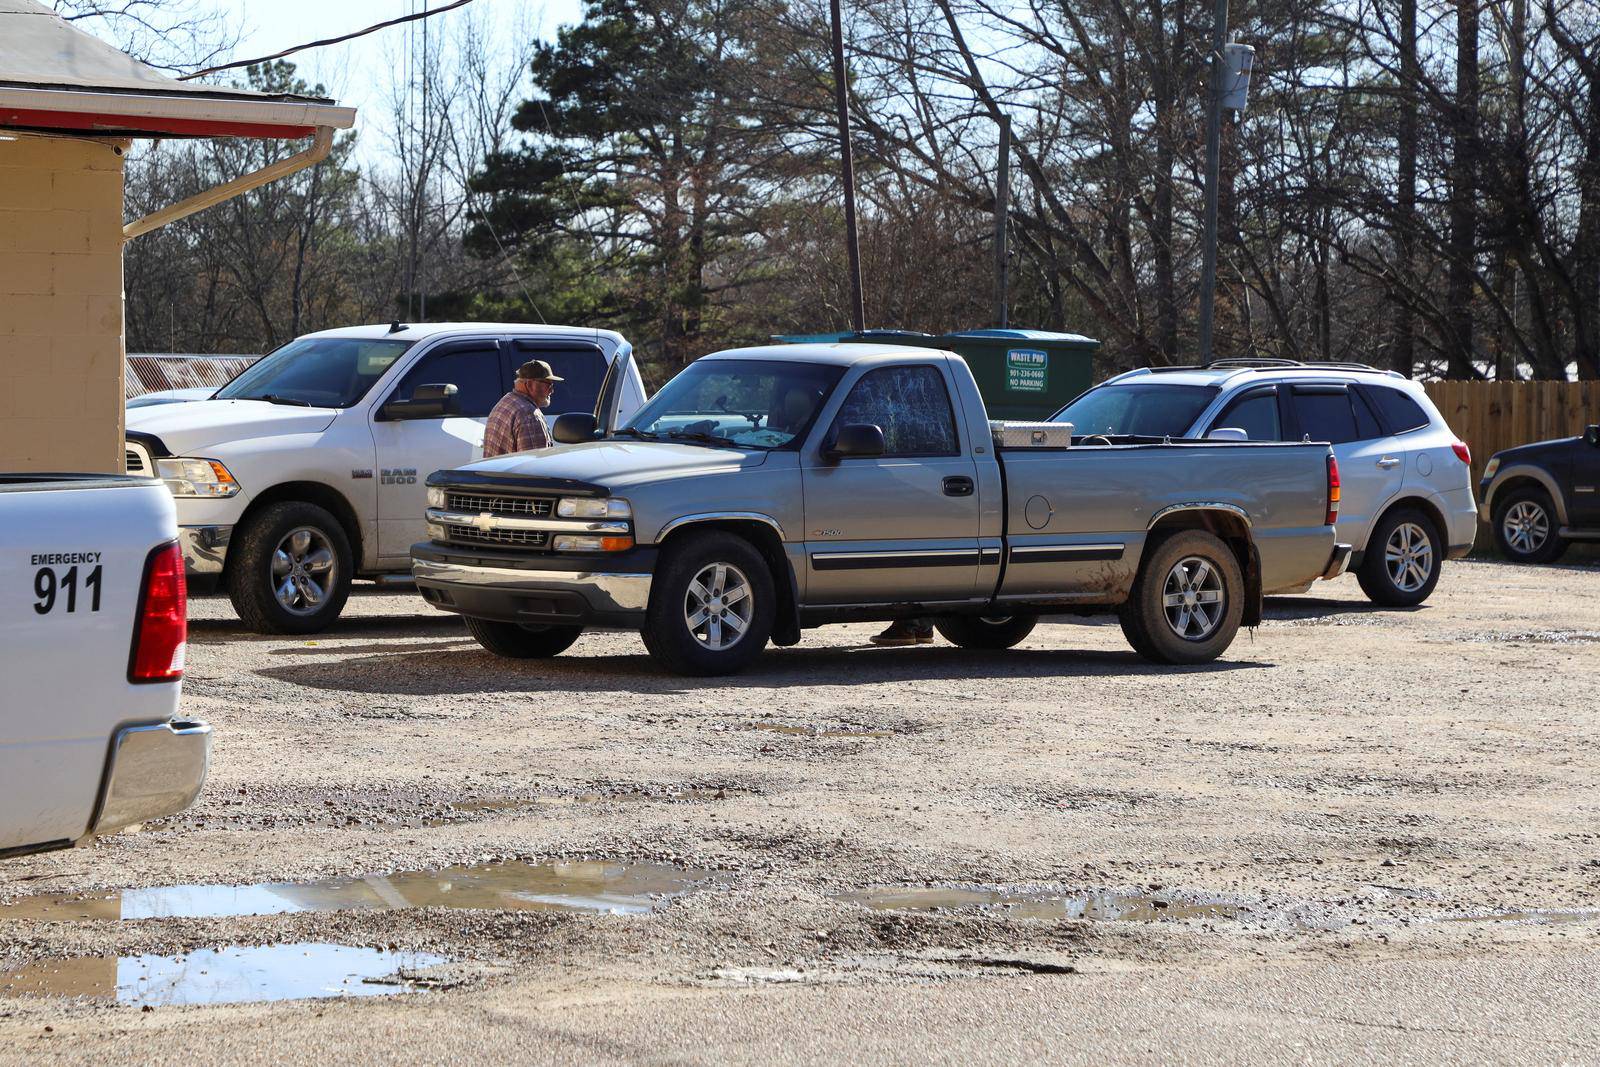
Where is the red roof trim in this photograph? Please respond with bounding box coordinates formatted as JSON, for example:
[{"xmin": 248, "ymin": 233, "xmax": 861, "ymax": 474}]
[{"xmin": 0, "ymin": 107, "xmax": 315, "ymax": 139}]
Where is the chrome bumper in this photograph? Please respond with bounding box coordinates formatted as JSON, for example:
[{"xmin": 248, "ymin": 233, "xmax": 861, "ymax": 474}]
[
  {"xmin": 178, "ymin": 524, "xmax": 232, "ymax": 576},
  {"xmin": 1321, "ymin": 543, "xmax": 1353, "ymax": 580},
  {"xmin": 91, "ymin": 720, "xmax": 212, "ymax": 836},
  {"xmin": 411, "ymin": 557, "xmax": 652, "ymax": 613}
]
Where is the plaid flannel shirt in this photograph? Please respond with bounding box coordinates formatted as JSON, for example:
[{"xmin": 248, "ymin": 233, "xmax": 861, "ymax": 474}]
[{"xmin": 482, "ymin": 390, "xmax": 551, "ymax": 457}]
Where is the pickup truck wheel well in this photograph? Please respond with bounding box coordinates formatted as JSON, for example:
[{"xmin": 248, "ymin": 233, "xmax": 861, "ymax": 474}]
[
  {"xmin": 657, "ymin": 520, "xmax": 800, "ymax": 646},
  {"xmin": 230, "ymin": 482, "xmax": 364, "ymax": 577},
  {"xmin": 1147, "ymin": 510, "xmax": 1261, "ymax": 626}
]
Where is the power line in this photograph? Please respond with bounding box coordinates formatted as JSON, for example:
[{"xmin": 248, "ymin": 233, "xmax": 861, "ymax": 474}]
[{"xmin": 177, "ymin": 0, "xmax": 476, "ymax": 81}]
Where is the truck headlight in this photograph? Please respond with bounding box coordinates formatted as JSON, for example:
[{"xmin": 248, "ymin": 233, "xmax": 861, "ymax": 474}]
[
  {"xmin": 427, "ymin": 486, "xmax": 447, "ymax": 508},
  {"xmin": 1481, "ymin": 457, "xmax": 1500, "ymax": 480},
  {"xmin": 556, "ymin": 497, "xmax": 631, "ymax": 519},
  {"xmin": 156, "ymin": 458, "xmax": 240, "ymax": 498},
  {"xmin": 552, "ymin": 534, "xmax": 635, "ymax": 552}
]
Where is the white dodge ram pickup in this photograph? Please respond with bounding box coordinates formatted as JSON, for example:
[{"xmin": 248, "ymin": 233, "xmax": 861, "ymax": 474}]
[
  {"xmin": 124, "ymin": 322, "xmax": 645, "ymax": 634},
  {"xmin": 2, "ymin": 473, "xmax": 208, "ymax": 859}
]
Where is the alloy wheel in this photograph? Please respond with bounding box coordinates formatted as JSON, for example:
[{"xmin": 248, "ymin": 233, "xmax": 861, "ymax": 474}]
[
  {"xmin": 271, "ymin": 526, "xmax": 337, "ymax": 616},
  {"xmin": 684, "ymin": 562, "xmax": 754, "ymax": 651},
  {"xmin": 1162, "ymin": 556, "xmax": 1226, "ymax": 641},
  {"xmin": 1384, "ymin": 521, "xmax": 1434, "ymax": 592},
  {"xmin": 1502, "ymin": 501, "xmax": 1550, "ymax": 555}
]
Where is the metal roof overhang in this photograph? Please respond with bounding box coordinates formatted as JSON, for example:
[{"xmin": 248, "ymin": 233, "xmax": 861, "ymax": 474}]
[{"xmin": 0, "ymin": 85, "xmax": 355, "ymax": 139}]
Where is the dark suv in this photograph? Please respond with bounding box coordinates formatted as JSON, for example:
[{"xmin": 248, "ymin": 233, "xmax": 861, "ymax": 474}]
[{"xmin": 1479, "ymin": 424, "xmax": 1600, "ymax": 563}]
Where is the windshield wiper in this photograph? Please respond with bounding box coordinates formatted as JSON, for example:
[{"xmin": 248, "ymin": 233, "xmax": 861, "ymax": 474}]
[
  {"xmin": 612, "ymin": 426, "xmax": 658, "ymax": 440},
  {"xmin": 665, "ymin": 429, "xmax": 749, "ymax": 449},
  {"xmin": 240, "ymin": 393, "xmax": 313, "ymax": 407}
]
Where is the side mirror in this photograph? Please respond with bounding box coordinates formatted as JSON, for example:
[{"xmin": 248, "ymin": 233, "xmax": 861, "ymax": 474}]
[
  {"xmin": 825, "ymin": 423, "xmax": 886, "ymax": 461},
  {"xmin": 1207, "ymin": 426, "xmax": 1249, "ymax": 442},
  {"xmin": 1586, "ymin": 424, "xmax": 1599, "ymax": 448},
  {"xmin": 553, "ymin": 411, "xmax": 599, "ymax": 444},
  {"xmin": 381, "ymin": 382, "xmax": 459, "ymax": 420}
]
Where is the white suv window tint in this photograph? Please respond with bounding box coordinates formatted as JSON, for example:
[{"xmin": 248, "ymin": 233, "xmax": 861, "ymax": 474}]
[
  {"xmin": 1215, "ymin": 391, "xmax": 1280, "ymax": 441},
  {"xmin": 1367, "ymin": 386, "xmax": 1430, "ymax": 433},
  {"xmin": 834, "ymin": 365, "xmax": 959, "ymax": 456},
  {"xmin": 1292, "ymin": 390, "xmax": 1360, "ymax": 445}
]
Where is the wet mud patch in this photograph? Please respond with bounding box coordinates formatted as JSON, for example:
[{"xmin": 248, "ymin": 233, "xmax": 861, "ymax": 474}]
[
  {"xmin": 0, "ymin": 944, "xmax": 448, "ymax": 1007},
  {"xmin": 1451, "ymin": 629, "xmax": 1600, "ymax": 645},
  {"xmin": 0, "ymin": 860, "xmax": 719, "ymax": 923}
]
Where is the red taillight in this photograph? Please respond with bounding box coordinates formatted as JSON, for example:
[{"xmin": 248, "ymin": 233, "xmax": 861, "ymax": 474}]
[
  {"xmin": 1325, "ymin": 455, "xmax": 1341, "ymax": 526},
  {"xmin": 1452, "ymin": 441, "xmax": 1471, "ymax": 465},
  {"xmin": 129, "ymin": 541, "xmax": 187, "ymax": 683}
]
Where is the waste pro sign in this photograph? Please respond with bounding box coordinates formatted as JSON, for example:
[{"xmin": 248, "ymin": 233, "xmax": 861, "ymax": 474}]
[{"xmin": 1005, "ymin": 348, "xmax": 1048, "ymax": 392}]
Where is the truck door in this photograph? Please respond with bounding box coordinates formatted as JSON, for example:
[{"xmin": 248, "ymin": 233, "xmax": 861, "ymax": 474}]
[
  {"xmin": 1287, "ymin": 384, "xmax": 1398, "ymax": 552},
  {"xmin": 507, "ymin": 338, "xmax": 613, "ymax": 427},
  {"xmin": 370, "ymin": 339, "xmax": 508, "ymax": 559},
  {"xmin": 801, "ymin": 363, "xmax": 983, "ymax": 605},
  {"xmin": 1568, "ymin": 432, "xmax": 1600, "ymax": 526}
]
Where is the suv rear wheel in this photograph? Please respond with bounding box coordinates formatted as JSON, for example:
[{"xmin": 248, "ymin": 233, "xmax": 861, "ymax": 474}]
[
  {"xmin": 1118, "ymin": 530, "xmax": 1244, "ymax": 664},
  {"xmin": 933, "ymin": 614, "xmax": 1038, "ymax": 649},
  {"xmin": 642, "ymin": 532, "xmax": 775, "ymax": 676},
  {"xmin": 1357, "ymin": 507, "xmax": 1442, "ymax": 606},
  {"xmin": 227, "ymin": 501, "xmax": 353, "ymax": 634},
  {"xmin": 464, "ymin": 616, "xmax": 583, "ymax": 658},
  {"xmin": 1492, "ymin": 487, "xmax": 1568, "ymax": 564}
]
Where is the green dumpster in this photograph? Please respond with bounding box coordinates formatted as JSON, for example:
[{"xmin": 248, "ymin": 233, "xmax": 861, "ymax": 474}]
[{"xmin": 771, "ymin": 328, "xmax": 1099, "ymax": 420}]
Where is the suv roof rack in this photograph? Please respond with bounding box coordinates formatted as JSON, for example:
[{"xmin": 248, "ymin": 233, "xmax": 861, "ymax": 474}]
[{"xmin": 1203, "ymin": 357, "xmax": 1303, "ymax": 369}]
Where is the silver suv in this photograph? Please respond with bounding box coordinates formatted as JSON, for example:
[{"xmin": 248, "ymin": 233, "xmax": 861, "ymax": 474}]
[{"xmin": 1050, "ymin": 359, "xmax": 1478, "ymax": 606}]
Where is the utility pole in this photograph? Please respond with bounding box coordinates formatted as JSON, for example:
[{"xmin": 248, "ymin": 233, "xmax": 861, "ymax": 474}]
[
  {"xmin": 829, "ymin": 0, "xmax": 865, "ymax": 332},
  {"xmin": 1197, "ymin": 0, "xmax": 1228, "ymax": 364},
  {"xmin": 994, "ymin": 115, "xmax": 1010, "ymax": 328}
]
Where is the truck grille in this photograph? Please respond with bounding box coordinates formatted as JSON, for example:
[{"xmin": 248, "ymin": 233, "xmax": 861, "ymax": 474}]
[
  {"xmin": 125, "ymin": 443, "xmax": 152, "ymax": 476},
  {"xmin": 443, "ymin": 525, "xmax": 550, "ymax": 549},
  {"xmin": 444, "ymin": 492, "xmax": 554, "ymax": 517}
]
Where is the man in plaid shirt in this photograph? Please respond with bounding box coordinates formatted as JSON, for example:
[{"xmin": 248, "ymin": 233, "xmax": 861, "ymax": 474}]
[{"xmin": 483, "ymin": 359, "xmax": 564, "ymax": 457}]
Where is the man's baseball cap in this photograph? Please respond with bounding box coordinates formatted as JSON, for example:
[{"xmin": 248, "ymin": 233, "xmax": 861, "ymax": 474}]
[{"xmin": 516, "ymin": 359, "xmax": 564, "ymax": 382}]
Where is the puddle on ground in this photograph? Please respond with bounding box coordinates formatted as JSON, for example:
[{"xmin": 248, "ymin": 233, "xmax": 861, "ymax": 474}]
[
  {"xmin": 0, "ymin": 944, "xmax": 446, "ymax": 1007},
  {"xmin": 0, "ymin": 860, "xmax": 715, "ymax": 923},
  {"xmin": 839, "ymin": 887, "xmax": 1243, "ymax": 923},
  {"xmin": 753, "ymin": 723, "xmax": 891, "ymax": 738},
  {"xmin": 1462, "ymin": 629, "xmax": 1600, "ymax": 645},
  {"xmin": 1442, "ymin": 909, "xmax": 1596, "ymax": 924}
]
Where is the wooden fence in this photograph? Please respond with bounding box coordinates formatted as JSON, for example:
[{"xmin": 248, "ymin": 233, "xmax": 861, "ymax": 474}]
[{"xmin": 1422, "ymin": 380, "xmax": 1600, "ymax": 487}]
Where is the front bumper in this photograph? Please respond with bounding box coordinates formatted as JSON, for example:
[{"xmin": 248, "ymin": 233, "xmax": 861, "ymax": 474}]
[
  {"xmin": 178, "ymin": 524, "xmax": 232, "ymax": 594},
  {"xmin": 411, "ymin": 541, "xmax": 657, "ymax": 629},
  {"xmin": 90, "ymin": 719, "xmax": 212, "ymax": 836}
]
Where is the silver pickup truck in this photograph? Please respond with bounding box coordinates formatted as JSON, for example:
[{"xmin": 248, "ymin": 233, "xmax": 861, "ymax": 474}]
[{"xmin": 411, "ymin": 344, "xmax": 1347, "ymax": 675}]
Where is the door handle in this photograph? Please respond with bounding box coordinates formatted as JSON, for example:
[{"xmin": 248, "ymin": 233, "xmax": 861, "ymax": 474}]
[
  {"xmin": 943, "ymin": 476, "xmax": 974, "ymax": 497},
  {"xmin": 1377, "ymin": 456, "xmax": 1401, "ymax": 469}
]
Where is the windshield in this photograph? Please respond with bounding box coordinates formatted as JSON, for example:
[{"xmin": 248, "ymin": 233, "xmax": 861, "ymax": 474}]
[
  {"xmin": 1051, "ymin": 382, "xmax": 1218, "ymax": 437},
  {"xmin": 216, "ymin": 337, "xmax": 415, "ymax": 408},
  {"xmin": 620, "ymin": 359, "xmax": 846, "ymax": 449}
]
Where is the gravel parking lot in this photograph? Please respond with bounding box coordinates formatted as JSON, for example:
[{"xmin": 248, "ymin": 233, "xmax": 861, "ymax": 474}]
[{"xmin": 3, "ymin": 558, "xmax": 1599, "ymax": 1063}]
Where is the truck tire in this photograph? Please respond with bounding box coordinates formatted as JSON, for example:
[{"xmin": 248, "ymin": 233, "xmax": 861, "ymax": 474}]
[
  {"xmin": 1119, "ymin": 530, "xmax": 1244, "ymax": 664},
  {"xmin": 1357, "ymin": 506, "xmax": 1443, "ymax": 606},
  {"xmin": 641, "ymin": 532, "xmax": 775, "ymax": 676},
  {"xmin": 226, "ymin": 501, "xmax": 353, "ymax": 635},
  {"xmin": 463, "ymin": 616, "xmax": 583, "ymax": 658},
  {"xmin": 1492, "ymin": 486, "xmax": 1568, "ymax": 564},
  {"xmin": 933, "ymin": 613, "xmax": 1038, "ymax": 649}
]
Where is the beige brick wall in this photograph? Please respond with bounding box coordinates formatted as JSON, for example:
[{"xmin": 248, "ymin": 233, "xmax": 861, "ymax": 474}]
[{"xmin": 0, "ymin": 132, "xmax": 127, "ymax": 473}]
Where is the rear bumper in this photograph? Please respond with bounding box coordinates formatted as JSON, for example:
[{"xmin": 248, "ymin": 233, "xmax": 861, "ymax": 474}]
[
  {"xmin": 90, "ymin": 719, "xmax": 212, "ymax": 836},
  {"xmin": 1321, "ymin": 543, "xmax": 1353, "ymax": 580},
  {"xmin": 178, "ymin": 524, "xmax": 232, "ymax": 594},
  {"xmin": 411, "ymin": 542, "xmax": 657, "ymax": 629}
]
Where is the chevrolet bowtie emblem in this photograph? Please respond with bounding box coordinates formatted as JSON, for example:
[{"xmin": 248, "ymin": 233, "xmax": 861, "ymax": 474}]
[{"xmin": 473, "ymin": 512, "xmax": 496, "ymax": 532}]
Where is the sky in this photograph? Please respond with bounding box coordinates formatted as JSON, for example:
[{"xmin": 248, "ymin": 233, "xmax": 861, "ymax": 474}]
[{"xmin": 220, "ymin": 0, "xmax": 582, "ymax": 159}]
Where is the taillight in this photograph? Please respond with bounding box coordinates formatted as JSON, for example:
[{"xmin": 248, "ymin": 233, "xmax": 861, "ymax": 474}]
[
  {"xmin": 129, "ymin": 541, "xmax": 187, "ymax": 683},
  {"xmin": 1452, "ymin": 441, "xmax": 1471, "ymax": 465},
  {"xmin": 1325, "ymin": 455, "xmax": 1341, "ymax": 526}
]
